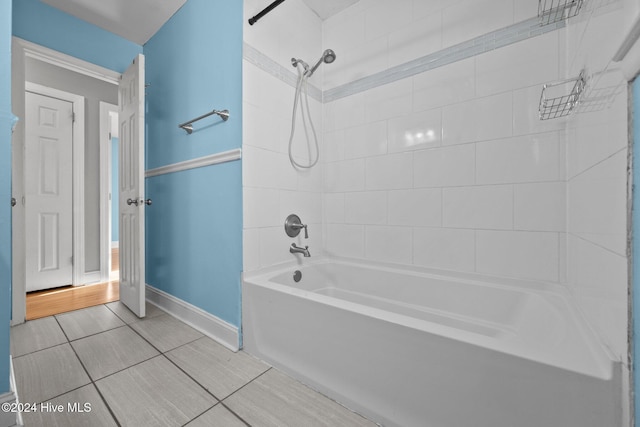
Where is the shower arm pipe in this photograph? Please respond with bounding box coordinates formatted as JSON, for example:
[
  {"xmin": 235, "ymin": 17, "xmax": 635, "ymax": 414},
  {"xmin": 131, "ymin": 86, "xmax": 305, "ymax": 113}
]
[
  {"xmin": 248, "ymin": 0, "xmax": 286, "ymax": 25},
  {"xmin": 178, "ymin": 109, "xmax": 230, "ymax": 135}
]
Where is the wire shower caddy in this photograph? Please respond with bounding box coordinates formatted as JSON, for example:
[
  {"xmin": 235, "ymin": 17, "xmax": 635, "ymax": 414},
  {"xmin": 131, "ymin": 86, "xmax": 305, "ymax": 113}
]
[
  {"xmin": 538, "ymin": 70, "xmax": 587, "ymax": 120},
  {"xmin": 538, "ymin": 0, "xmax": 584, "ymax": 25}
]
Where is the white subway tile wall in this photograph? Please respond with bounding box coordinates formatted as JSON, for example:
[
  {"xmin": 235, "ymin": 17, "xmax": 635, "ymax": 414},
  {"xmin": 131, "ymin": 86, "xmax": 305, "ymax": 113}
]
[
  {"xmin": 442, "ymin": 185, "xmax": 514, "ymax": 230},
  {"xmin": 412, "ymin": 227, "xmax": 476, "ymax": 272},
  {"xmin": 243, "ymin": 0, "xmax": 324, "ymax": 271},
  {"xmin": 242, "ymin": 0, "xmax": 629, "ymax": 364},
  {"xmin": 320, "ymin": 0, "xmax": 570, "ymax": 283},
  {"xmin": 564, "ymin": 3, "xmax": 629, "ymax": 360},
  {"xmin": 441, "ymin": 0, "xmax": 514, "ymax": 49},
  {"xmin": 413, "ymin": 145, "xmax": 476, "ymax": 188}
]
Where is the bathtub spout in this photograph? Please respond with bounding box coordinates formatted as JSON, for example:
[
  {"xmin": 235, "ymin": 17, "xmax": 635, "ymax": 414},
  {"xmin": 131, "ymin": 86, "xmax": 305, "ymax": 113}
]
[{"xmin": 290, "ymin": 243, "xmax": 311, "ymax": 257}]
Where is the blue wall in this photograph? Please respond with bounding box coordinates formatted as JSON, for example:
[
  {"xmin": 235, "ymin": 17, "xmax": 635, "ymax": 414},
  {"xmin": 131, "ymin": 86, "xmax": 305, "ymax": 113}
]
[
  {"xmin": 0, "ymin": 0, "xmax": 13, "ymax": 395},
  {"xmin": 12, "ymin": 0, "xmax": 244, "ymax": 330},
  {"xmin": 144, "ymin": 0, "xmax": 242, "ymax": 169},
  {"xmin": 12, "ymin": 0, "xmax": 141, "ymax": 73},
  {"xmin": 144, "ymin": 0, "xmax": 243, "ymax": 327}
]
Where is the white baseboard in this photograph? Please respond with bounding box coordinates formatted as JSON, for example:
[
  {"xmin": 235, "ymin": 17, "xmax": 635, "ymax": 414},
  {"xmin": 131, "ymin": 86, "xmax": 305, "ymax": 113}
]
[
  {"xmin": 80, "ymin": 271, "xmax": 102, "ymax": 285},
  {"xmin": 145, "ymin": 284, "xmax": 240, "ymax": 352},
  {"xmin": 0, "ymin": 357, "xmax": 21, "ymax": 427}
]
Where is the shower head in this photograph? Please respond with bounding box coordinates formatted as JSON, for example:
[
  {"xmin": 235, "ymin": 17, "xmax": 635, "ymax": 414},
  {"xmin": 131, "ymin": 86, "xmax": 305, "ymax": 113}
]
[
  {"xmin": 306, "ymin": 49, "xmax": 337, "ymax": 77},
  {"xmin": 322, "ymin": 49, "xmax": 336, "ymax": 64}
]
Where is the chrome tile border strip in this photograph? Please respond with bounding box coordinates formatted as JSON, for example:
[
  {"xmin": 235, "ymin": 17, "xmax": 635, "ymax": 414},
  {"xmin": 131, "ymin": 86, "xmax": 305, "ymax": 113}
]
[
  {"xmin": 243, "ymin": 43, "xmax": 323, "ymax": 102},
  {"xmin": 243, "ymin": 16, "xmax": 565, "ymax": 104},
  {"xmin": 324, "ymin": 16, "xmax": 565, "ymax": 102}
]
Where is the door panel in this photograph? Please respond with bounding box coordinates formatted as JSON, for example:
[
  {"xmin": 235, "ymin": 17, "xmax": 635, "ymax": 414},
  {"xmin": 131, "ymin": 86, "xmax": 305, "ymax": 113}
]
[
  {"xmin": 119, "ymin": 54, "xmax": 146, "ymax": 318},
  {"xmin": 25, "ymin": 92, "xmax": 73, "ymax": 292}
]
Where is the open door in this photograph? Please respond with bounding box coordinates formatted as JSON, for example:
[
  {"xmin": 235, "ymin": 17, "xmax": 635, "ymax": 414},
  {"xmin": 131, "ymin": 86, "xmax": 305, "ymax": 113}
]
[{"xmin": 118, "ymin": 54, "xmax": 146, "ymax": 318}]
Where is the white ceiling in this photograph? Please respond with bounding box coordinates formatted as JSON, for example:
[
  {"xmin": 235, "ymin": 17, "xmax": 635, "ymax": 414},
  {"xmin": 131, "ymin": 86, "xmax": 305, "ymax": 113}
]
[
  {"xmin": 302, "ymin": 0, "xmax": 360, "ymax": 20},
  {"xmin": 41, "ymin": 0, "xmax": 360, "ymax": 45},
  {"xmin": 41, "ymin": 0, "xmax": 187, "ymax": 45}
]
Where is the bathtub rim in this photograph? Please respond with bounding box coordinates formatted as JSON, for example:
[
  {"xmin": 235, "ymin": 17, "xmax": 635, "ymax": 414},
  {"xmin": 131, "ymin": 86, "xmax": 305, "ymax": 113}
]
[
  {"xmin": 245, "ymin": 255, "xmax": 569, "ymax": 295},
  {"xmin": 242, "ymin": 256, "xmax": 615, "ymax": 380}
]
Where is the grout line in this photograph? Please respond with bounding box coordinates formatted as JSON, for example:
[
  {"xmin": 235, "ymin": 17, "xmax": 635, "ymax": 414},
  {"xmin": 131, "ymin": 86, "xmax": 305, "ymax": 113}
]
[
  {"xmin": 103, "ymin": 302, "xmax": 132, "ymax": 324},
  {"xmin": 568, "ymin": 231, "xmax": 627, "ymax": 258},
  {"xmin": 70, "ymin": 308, "xmax": 209, "ymax": 424},
  {"xmin": 88, "ymin": 379, "xmax": 123, "ymax": 427},
  {"xmin": 128, "ymin": 321, "xmax": 257, "ymax": 426},
  {"xmin": 88, "ymin": 353, "xmax": 161, "ymax": 383},
  {"xmin": 567, "ymin": 145, "xmax": 627, "ymax": 181},
  {"xmin": 160, "ymin": 350, "xmax": 223, "ymax": 402},
  {"xmin": 179, "ymin": 404, "xmax": 218, "ymax": 427},
  {"xmin": 218, "ymin": 401, "xmax": 253, "ymax": 427},
  {"xmin": 220, "ymin": 367, "xmax": 273, "ymax": 404},
  {"xmin": 116, "ymin": 311, "xmax": 236, "ymax": 425},
  {"xmin": 55, "ymin": 315, "xmax": 123, "ymax": 427},
  {"xmin": 65, "ymin": 323, "xmax": 128, "ymax": 343},
  {"xmin": 53, "ymin": 315, "xmax": 71, "ymax": 344},
  {"xmin": 12, "ymin": 341, "xmax": 69, "ymax": 359},
  {"xmin": 19, "ymin": 303, "xmax": 271, "ymax": 426}
]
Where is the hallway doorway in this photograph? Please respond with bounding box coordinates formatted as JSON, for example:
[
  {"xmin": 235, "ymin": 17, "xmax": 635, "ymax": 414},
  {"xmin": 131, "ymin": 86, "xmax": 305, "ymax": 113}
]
[
  {"xmin": 26, "ymin": 251, "xmax": 120, "ymax": 320},
  {"xmin": 26, "ymin": 248, "xmax": 120, "ymax": 320}
]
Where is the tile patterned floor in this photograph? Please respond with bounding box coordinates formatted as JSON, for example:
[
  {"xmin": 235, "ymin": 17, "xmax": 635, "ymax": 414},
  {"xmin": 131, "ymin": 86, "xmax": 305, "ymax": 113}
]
[{"xmin": 11, "ymin": 302, "xmax": 377, "ymax": 427}]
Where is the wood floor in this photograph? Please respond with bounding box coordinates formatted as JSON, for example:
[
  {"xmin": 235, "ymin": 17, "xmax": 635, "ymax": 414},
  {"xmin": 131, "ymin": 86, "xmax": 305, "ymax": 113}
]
[
  {"xmin": 26, "ymin": 248, "xmax": 120, "ymax": 320},
  {"xmin": 26, "ymin": 280, "xmax": 120, "ymax": 320}
]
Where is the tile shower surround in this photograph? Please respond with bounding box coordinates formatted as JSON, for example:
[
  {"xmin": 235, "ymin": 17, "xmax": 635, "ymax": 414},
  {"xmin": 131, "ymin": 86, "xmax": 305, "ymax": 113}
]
[
  {"xmin": 243, "ymin": 1, "xmax": 567, "ymax": 282},
  {"xmin": 242, "ymin": 0, "xmax": 629, "ymax": 363},
  {"xmin": 10, "ymin": 303, "xmax": 376, "ymax": 426}
]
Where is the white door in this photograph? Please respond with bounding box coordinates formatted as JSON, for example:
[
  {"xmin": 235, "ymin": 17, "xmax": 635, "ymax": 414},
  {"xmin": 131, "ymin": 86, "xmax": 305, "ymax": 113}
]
[
  {"xmin": 24, "ymin": 91, "xmax": 74, "ymax": 292},
  {"xmin": 119, "ymin": 54, "xmax": 146, "ymax": 318}
]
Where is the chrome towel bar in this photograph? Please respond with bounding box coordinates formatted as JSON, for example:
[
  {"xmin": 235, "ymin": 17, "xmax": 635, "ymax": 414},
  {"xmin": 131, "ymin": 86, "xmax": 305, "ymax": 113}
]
[{"xmin": 179, "ymin": 109, "xmax": 230, "ymax": 134}]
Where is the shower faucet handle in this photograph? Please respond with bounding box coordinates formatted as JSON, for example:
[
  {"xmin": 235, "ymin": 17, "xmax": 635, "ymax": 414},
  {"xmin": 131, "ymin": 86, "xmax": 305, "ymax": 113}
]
[
  {"xmin": 292, "ymin": 222, "xmax": 308, "ymax": 239},
  {"xmin": 298, "ymin": 223, "xmax": 309, "ymax": 239},
  {"xmin": 284, "ymin": 214, "xmax": 309, "ymax": 239}
]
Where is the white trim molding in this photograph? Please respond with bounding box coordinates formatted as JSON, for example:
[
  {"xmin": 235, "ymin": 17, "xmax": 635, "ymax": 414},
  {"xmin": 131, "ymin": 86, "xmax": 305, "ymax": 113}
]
[
  {"xmin": 12, "ymin": 38, "xmax": 120, "ymax": 324},
  {"xmin": 15, "ymin": 37, "xmax": 120, "ymax": 85},
  {"xmin": 0, "ymin": 357, "xmax": 21, "ymax": 427},
  {"xmin": 100, "ymin": 102, "xmax": 119, "ymax": 283},
  {"xmin": 145, "ymin": 148, "xmax": 242, "ymax": 178},
  {"xmin": 145, "ymin": 284, "xmax": 240, "ymax": 352},
  {"xmin": 0, "ymin": 392, "xmax": 19, "ymax": 427}
]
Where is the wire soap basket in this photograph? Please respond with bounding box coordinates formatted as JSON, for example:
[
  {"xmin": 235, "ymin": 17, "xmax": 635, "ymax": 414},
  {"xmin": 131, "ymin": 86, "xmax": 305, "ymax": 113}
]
[
  {"xmin": 538, "ymin": 70, "xmax": 586, "ymax": 120},
  {"xmin": 538, "ymin": 0, "xmax": 584, "ymax": 25}
]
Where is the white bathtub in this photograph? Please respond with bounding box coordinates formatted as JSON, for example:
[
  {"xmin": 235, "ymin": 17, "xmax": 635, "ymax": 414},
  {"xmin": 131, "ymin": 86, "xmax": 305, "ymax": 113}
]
[{"xmin": 242, "ymin": 259, "xmax": 621, "ymax": 427}]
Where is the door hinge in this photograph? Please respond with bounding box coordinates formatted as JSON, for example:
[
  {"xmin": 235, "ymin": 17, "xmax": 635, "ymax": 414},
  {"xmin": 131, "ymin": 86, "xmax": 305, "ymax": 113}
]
[{"xmin": 72, "ymin": 112, "xmax": 76, "ymax": 123}]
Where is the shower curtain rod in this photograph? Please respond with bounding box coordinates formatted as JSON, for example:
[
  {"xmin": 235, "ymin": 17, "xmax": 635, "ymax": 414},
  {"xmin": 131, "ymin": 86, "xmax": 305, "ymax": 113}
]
[{"xmin": 248, "ymin": 0, "xmax": 286, "ymax": 25}]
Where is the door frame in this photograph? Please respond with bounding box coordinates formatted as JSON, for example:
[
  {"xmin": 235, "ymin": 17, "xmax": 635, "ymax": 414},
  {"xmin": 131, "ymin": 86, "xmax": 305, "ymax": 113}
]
[
  {"xmin": 11, "ymin": 37, "xmax": 120, "ymax": 324},
  {"xmin": 24, "ymin": 83, "xmax": 85, "ymax": 289},
  {"xmin": 99, "ymin": 101, "xmax": 119, "ymax": 282}
]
